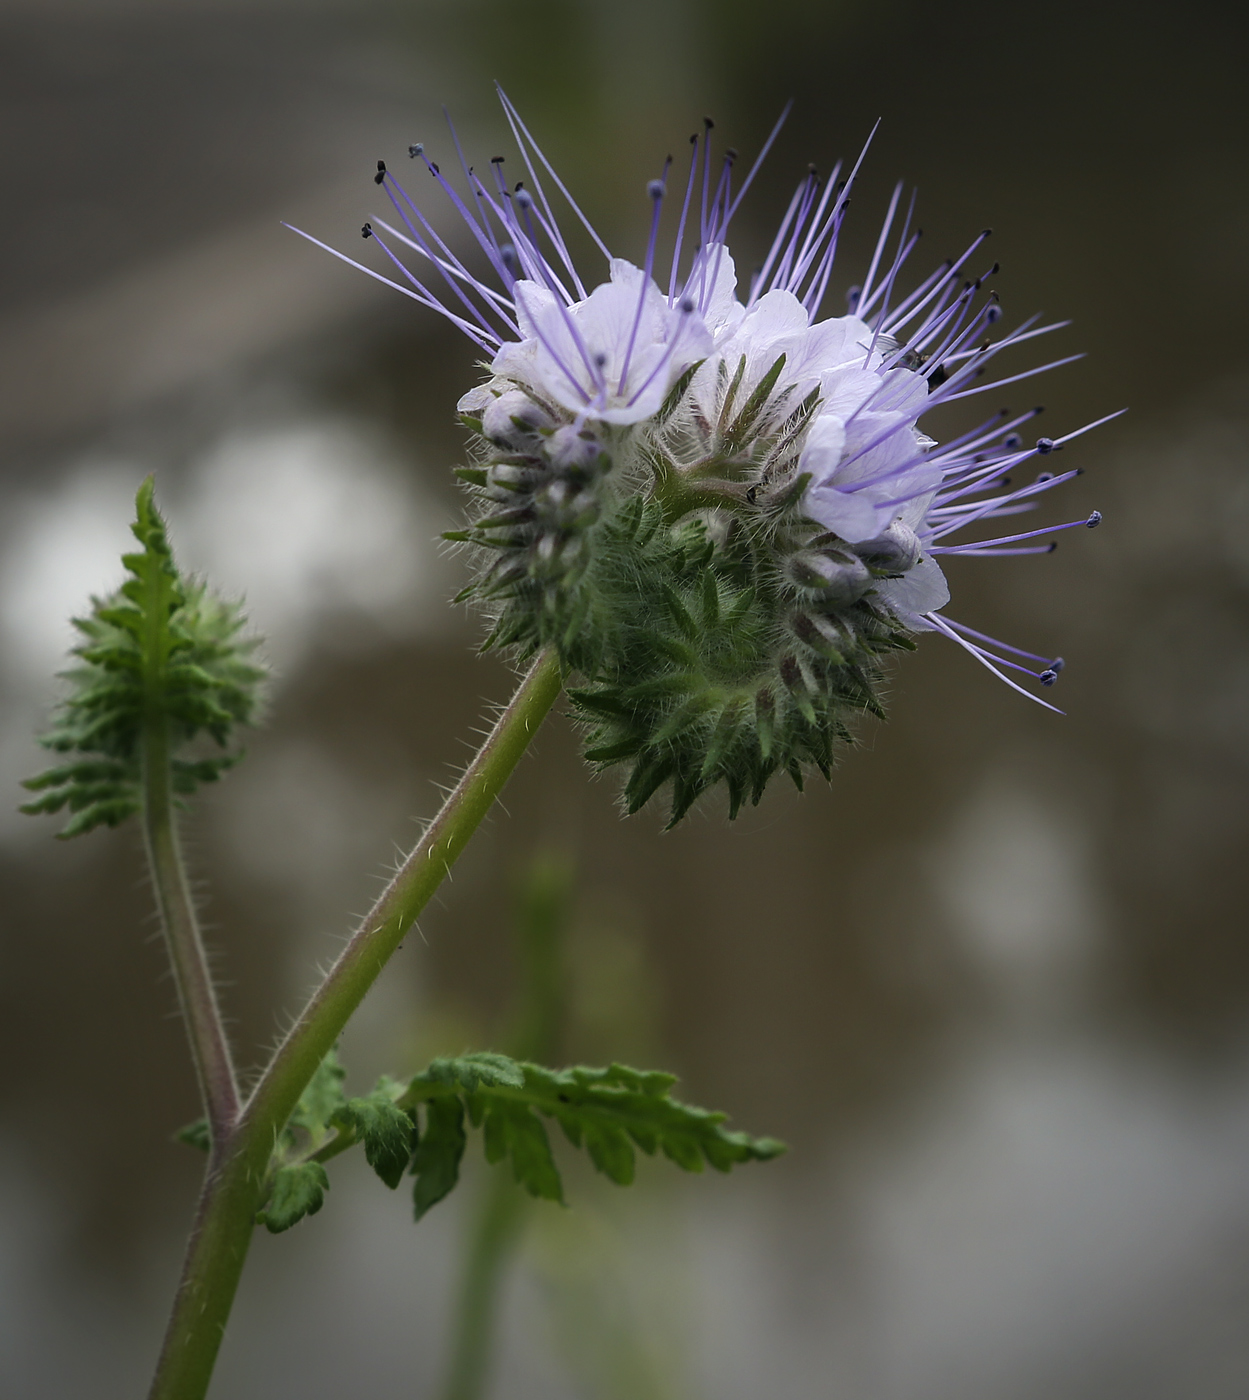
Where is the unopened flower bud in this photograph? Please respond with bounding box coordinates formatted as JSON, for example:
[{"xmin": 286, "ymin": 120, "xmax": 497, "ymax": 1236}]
[
  {"xmin": 482, "ymin": 390, "xmax": 552, "ymax": 446},
  {"xmin": 853, "ymin": 521, "xmax": 922, "ymax": 574},
  {"xmin": 786, "ymin": 550, "xmax": 872, "ymax": 605},
  {"xmin": 547, "ymin": 424, "xmax": 603, "ymax": 473}
]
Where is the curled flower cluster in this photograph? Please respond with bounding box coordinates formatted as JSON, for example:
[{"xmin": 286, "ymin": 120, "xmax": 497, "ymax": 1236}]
[{"xmin": 296, "ymin": 91, "xmax": 1115, "ymax": 823}]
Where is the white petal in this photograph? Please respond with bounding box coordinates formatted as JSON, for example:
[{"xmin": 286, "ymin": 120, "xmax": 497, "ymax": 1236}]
[
  {"xmin": 873, "ymin": 554, "xmax": 950, "ymax": 626},
  {"xmin": 804, "ymin": 482, "xmax": 889, "ymax": 541},
  {"xmin": 694, "ymin": 243, "xmax": 741, "ymax": 330}
]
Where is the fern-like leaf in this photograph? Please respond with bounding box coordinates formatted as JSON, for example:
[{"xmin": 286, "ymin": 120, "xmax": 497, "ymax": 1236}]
[{"xmin": 20, "ymin": 478, "xmax": 265, "ymax": 836}]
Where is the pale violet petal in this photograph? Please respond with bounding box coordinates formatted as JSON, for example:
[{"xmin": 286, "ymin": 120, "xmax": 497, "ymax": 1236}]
[
  {"xmin": 873, "ymin": 554, "xmax": 950, "ymax": 626},
  {"xmin": 804, "ymin": 482, "xmax": 889, "ymax": 541}
]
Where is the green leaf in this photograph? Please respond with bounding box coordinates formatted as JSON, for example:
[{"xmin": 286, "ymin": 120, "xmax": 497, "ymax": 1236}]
[
  {"xmin": 258, "ymin": 1161, "xmax": 330, "ymax": 1234},
  {"xmin": 482, "ymin": 1101, "xmax": 563, "ymax": 1202},
  {"xmin": 21, "ymin": 478, "xmax": 265, "ymax": 837},
  {"xmin": 412, "ymin": 1095, "xmax": 467, "ymax": 1219},
  {"xmin": 402, "ymin": 1053, "xmax": 784, "ymax": 1214},
  {"xmin": 417, "ymin": 1051, "xmax": 526, "ymax": 1093},
  {"xmin": 174, "ymin": 1118, "xmax": 210, "ymax": 1153},
  {"xmin": 289, "ymin": 1046, "xmax": 348, "ymax": 1147},
  {"xmin": 332, "ymin": 1091, "xmax": 415, "ymax": 1190}
]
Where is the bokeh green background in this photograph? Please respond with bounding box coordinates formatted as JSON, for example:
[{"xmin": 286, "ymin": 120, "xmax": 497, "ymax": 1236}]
[{"xmin": 2, "ymin": 1, "xmax": 1248, "ymax": 1396}]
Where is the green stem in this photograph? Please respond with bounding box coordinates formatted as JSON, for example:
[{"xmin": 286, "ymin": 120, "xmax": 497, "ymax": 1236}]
[
  {"xmin": 437, "ymin": 853, "xmax": 571, "ymax": 1400},
  {"xmin": 440, "ymin": 1172, "xmax": 528, "ymax": 1400},
  {"xmin": 142, "ymin": 713, "xmax": 240, "ymax": 1141},
  {"xmin": 650, "ymin": 466, "xmax": 751, "ymax": 524},
  {"xmin": 147, "ymin": 647, "xmax": 564, "ymax": 1400}
]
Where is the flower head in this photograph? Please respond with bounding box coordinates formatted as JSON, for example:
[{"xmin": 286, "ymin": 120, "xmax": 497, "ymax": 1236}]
[{"xmin": 293, "ymin": 90, "xmax": 1117, "ymax": 822}]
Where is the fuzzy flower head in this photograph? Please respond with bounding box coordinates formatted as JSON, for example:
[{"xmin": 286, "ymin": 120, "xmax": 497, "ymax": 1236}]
[{"xmin": 295, "ymin": 91, "xmax": 1116, "ymax": 823}]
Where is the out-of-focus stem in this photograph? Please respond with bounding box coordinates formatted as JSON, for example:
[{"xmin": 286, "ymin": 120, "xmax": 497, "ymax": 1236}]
[
  {"xmin": 438, "ymin": 853, "xmax": 574, "ymax": 1400},
  {"xmin": 441, "ymin": 1172, "xmax": 528, "ymax": 1400}
]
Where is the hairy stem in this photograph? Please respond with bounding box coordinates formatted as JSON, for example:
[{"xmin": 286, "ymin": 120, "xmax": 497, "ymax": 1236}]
[
  {"xmin": 147, "ymin": 647, "xmax": 564, "ymax": 1400},
  {"xmin": 142, "ymin": 713, "xmax": 240, "ymax": 1141}
]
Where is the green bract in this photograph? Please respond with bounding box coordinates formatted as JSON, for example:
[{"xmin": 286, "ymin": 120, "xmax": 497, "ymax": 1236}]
[{"xmin": 20, "ymin": 478, "xmax": 264, "ymax": 837}]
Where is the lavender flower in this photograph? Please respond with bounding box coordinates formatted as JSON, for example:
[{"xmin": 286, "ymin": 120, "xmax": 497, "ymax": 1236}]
[{"xmin": 293, "ymin": 91, "xmax": 1116, "ymax": 820}]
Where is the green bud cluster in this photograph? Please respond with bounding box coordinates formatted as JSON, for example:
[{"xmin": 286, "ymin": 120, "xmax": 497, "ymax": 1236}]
[
  {"xmin": 21, "ymin": 479, "xmax": 265, "ymax": 837},
  {"xmin": 450, "ymin": 356, "xmax": 921, "ymax": 826}
]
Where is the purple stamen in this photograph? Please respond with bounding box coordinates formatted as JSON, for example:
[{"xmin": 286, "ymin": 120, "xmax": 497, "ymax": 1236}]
[
  {"xmin": 857, "ymin": 182, "xmax": 905, "ymax": 318},
  {"xmin": 929, "ymin": 516, "xmax": 1092, "ymax": 553},
  {"xmin": 925, "ymin": 614, "xmax": 1064, "ymax": 712},
  {"xmin": 624, "ymin": 300, "xmax": 698, "ymax": 408},
  {"xmin": 940, "ymin": 619, "xmax": 1061, "ymax": 668},
  {"xmin": 496, "ymin": 85, "xmax": 612, "ymax": 264},
  {"xmin": 375, "ymin": 175, "xmax": 507, "ymax": 340},
  {"xmin": 287, "ymin": 223, "xmax": 497, "ymax": 350},
  {"xmin": 618, "ymin": 171, "xmax": 669, "ymax": 396},
  {"xmin": 669, "ymin": 134, "xmax": 701, "ymax": 303}
]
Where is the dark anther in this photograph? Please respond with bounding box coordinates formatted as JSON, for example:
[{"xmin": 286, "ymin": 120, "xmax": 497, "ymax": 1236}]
[
  {"xmin": 1086, "ymin": 510, "xmax": 1102, "ymax": 527},
  {"xmin": 1039, "ymin": 669, "xmax": 1059, "ymax": 686},
  {"xmin": 429, "ymin": 161, "xmax": 440, "ymax": 175},
  {"xmin": 1000, "ymin": 477, "xmax": 1012, "ymax": 486},
  {"xmin": 373, "ymin": 170, "xmax": 386, "ymax": 186},
  {"xmin": 986, "ymin": 304, "xmax": 1003, "ymax": 323},
  {"xmin": 726, "ymin": 146, "xmax": 738, "ymax": 160},
  {"xmin": 408, "ymin": 143, "xmax": 423, "ymax": 158},
  {"xmin": 491, "ymin": 155, "xmax": 505, "ymax": 163},
  {"xmin": 1036, "ymin": 470, "xmax": 1055, "ymax": 482},
  {"xmin": 361, "ymin": 223, "xmax": 373, "ymax": 238},
  {"xmin": 929, "ymin": 364, "xmax": 949, "ymax": 387},
  {"xmin": 982, "ymin": 227, "xmax": 993, "ymax": 236},
  {"xmin": 377, "ymin": 159, "xmax": 387, "ymax": 172},
  {"xmin": 690, "ymin": 133, "xmax": 698, "ymax": 145},
  {"xmin": 679, "ymin": 296, "xmax": 696, "ymax": 313},
  {"xmin": 1036, "ymin": 437, "xmax": 1055, "ymax": 454},
  {"xmin": 704, "ymin": 116, "xmax": 715, "ymax": 129},
  {"xmin": 648, "ymin": 179, "xmax": 666, "ymax": 200},
  {"xmin": 808, "ymin": 162, "xmax": 819, "ymax": 174},
  {"xmin": 1052, "ymin": 657, "xmax": 1066, "ymax": 671},
  {"xmin": 1047, "ymin": 541, "xmax": 1058, "ymax": 552},
  {"xmin": 990, "ymin": 261, "xmax": 1001, "ymax": 274}
]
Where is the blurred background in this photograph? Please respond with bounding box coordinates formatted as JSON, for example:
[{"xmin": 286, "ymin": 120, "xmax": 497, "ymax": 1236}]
[{"xmin": 2, "ymin": 0, "xmax": 1248, "ymax": 1396}]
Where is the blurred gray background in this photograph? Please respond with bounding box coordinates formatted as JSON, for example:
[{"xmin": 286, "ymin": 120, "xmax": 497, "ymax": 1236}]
[{"xmin": 2, "ymin": 1, "xmax": 1249, "ymax": 1397}]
